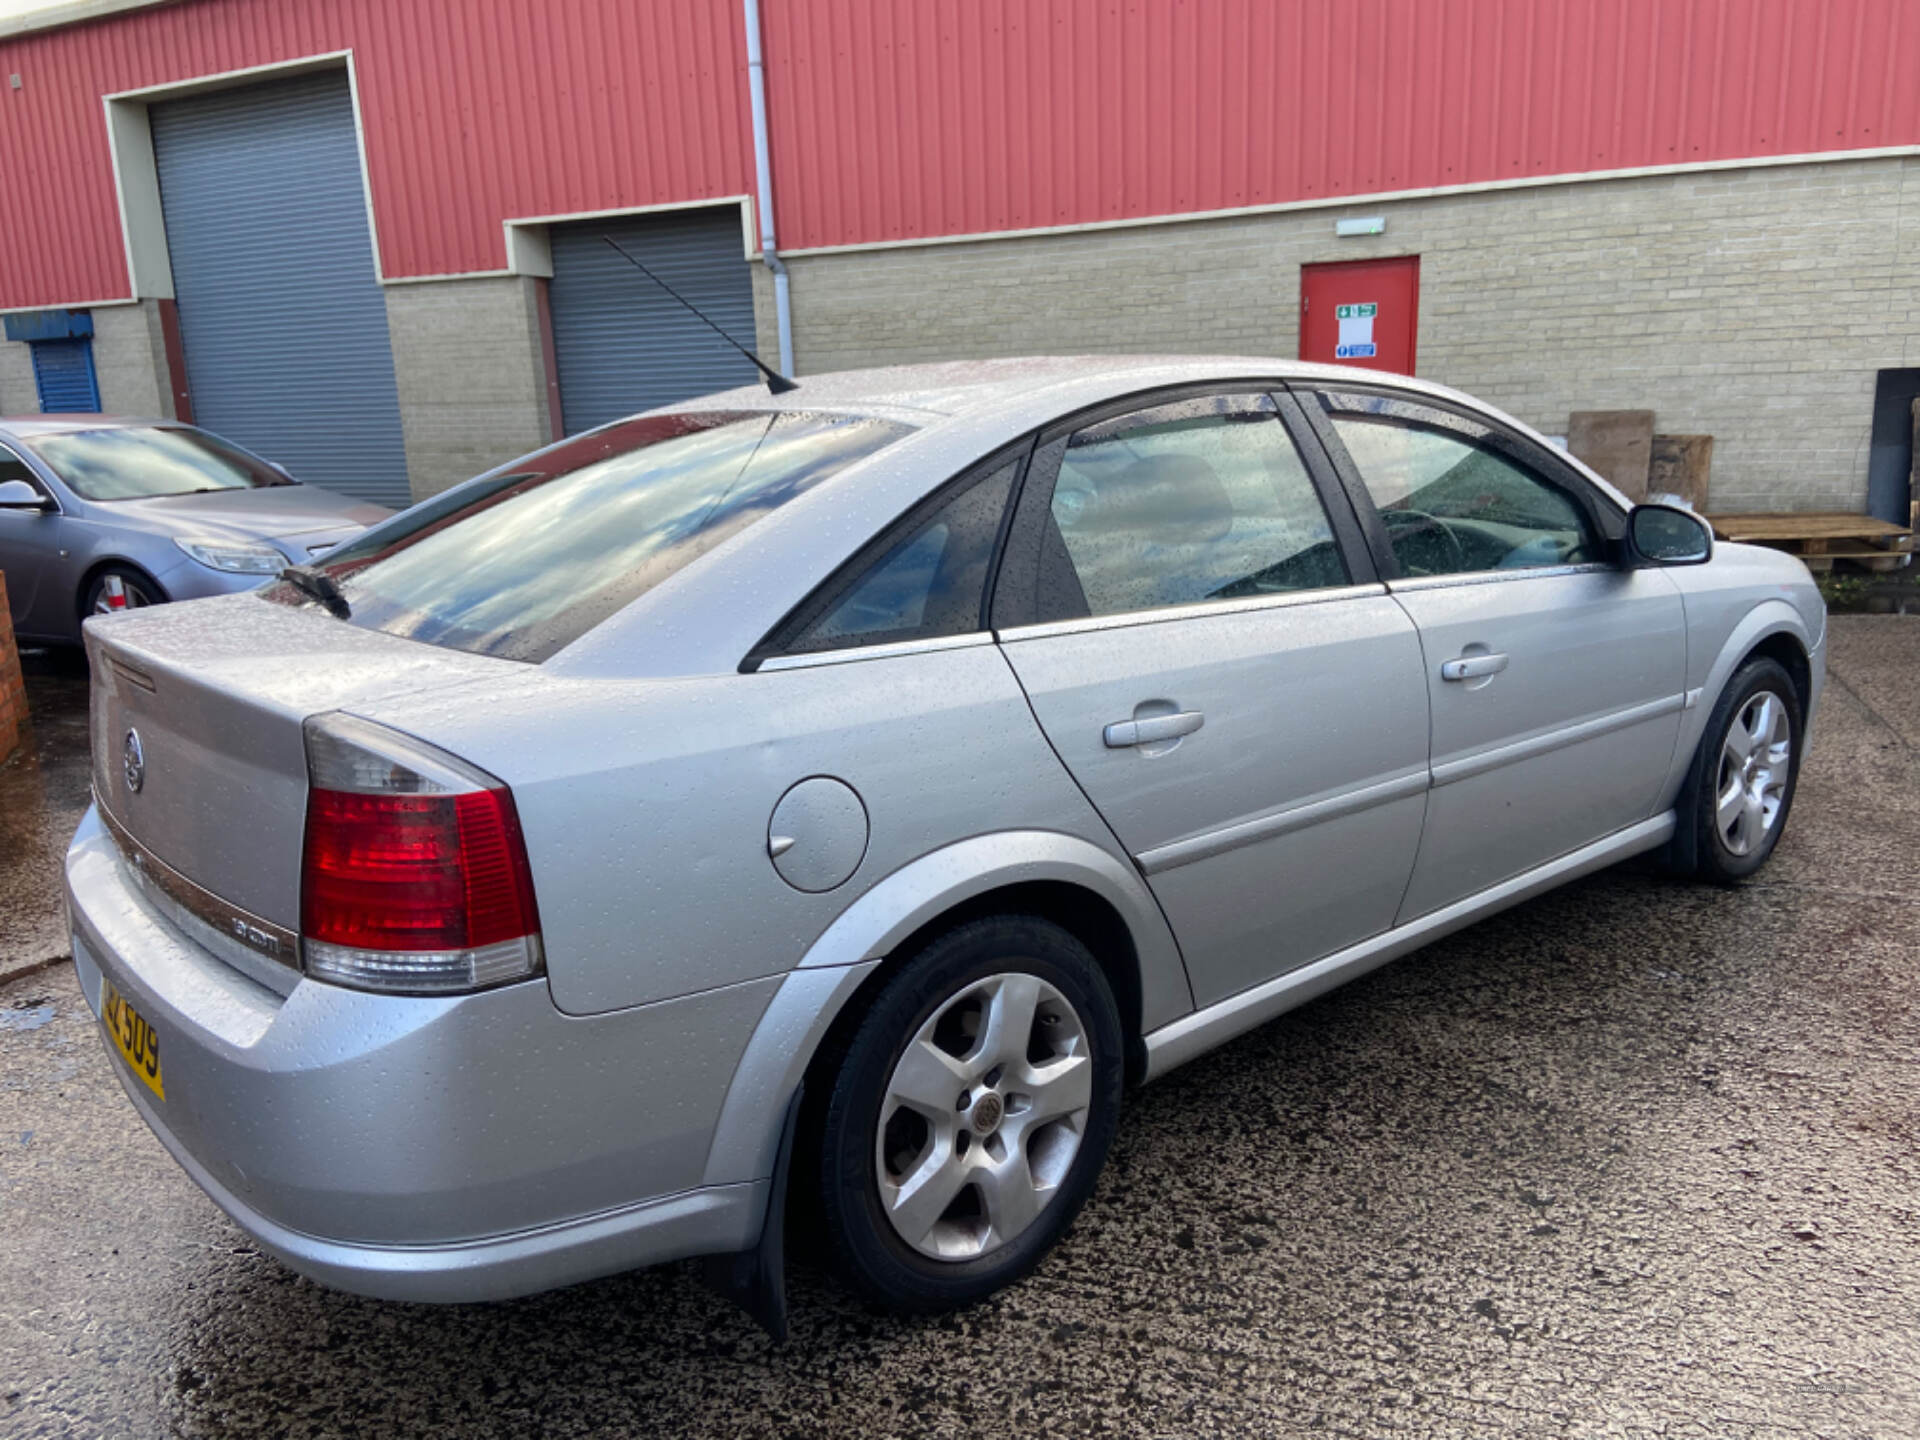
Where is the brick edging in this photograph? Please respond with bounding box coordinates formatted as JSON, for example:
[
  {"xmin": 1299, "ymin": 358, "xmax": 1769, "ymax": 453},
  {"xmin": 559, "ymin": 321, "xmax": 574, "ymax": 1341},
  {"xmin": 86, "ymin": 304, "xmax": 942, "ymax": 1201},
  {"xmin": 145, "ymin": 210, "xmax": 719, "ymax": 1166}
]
[{"xmin": 0, "ymin": 572, "xmax": 27, "ymax": 764}]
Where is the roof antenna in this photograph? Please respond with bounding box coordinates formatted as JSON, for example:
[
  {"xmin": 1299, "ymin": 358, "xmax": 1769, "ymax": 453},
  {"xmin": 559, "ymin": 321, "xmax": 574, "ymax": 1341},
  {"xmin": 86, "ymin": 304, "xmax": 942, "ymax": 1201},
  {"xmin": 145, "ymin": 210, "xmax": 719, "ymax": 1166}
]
[{"xmin": 600, "ymin": 235, "xmax": 798, "ymax": 394}]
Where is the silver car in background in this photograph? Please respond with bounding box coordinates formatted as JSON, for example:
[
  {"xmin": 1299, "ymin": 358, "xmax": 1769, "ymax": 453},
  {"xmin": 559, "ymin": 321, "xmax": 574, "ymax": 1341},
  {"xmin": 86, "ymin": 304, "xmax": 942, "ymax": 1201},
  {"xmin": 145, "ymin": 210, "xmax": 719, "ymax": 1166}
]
[
  {"xmin": 0, "ymin": 417, "xmax": 390, "ymax": 643},
  {"xmin": 65, "ymin": 359, "xmax": 1823, "ymax": 1330}
]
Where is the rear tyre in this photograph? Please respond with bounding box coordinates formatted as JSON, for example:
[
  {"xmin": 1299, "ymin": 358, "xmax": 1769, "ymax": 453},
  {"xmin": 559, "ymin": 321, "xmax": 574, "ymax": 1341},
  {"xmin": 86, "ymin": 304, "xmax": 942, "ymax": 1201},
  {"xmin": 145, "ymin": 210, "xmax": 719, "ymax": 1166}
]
[
  {"xmin": 84, "ymin": 567, "xmax": 163, "ymax": 618},
  {"xmin": 816, "ymin": 915, "xmax": 1124, "ymax": 1312},
  {"xmin": 1686, "ymin": 657, "xmax": 1802, "ymax": 884}
]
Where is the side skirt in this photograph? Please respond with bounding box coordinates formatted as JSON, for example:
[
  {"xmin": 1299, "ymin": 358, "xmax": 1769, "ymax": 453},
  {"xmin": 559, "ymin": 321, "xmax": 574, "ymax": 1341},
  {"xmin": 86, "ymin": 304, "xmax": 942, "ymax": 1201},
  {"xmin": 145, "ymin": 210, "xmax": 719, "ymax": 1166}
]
[{"xmin": 1141, "ymin": 812, "xmax": 1676, "ymax": 1080}]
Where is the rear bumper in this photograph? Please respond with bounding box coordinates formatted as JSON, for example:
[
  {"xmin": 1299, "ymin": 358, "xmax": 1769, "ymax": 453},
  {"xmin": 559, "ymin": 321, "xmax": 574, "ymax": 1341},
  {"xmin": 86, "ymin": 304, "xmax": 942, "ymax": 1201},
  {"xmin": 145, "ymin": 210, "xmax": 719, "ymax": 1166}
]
[
  {"xmin": 89, "ymin": 1037, "xmax": 764, "ymax": 1303},
  {"xmin": 66, "ymin": 804, "xmax": 778, "ymax": 1302}
]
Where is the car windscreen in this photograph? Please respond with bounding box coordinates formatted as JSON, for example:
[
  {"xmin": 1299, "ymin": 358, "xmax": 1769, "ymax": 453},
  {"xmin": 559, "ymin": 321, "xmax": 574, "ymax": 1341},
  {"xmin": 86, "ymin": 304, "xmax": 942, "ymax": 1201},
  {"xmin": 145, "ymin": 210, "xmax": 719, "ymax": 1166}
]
[
  {"xmin": 24, "ymin": 425, "xmax": 293, "ymax": 501},
  {"xmin": 291, "ymin": 409, "xmax": 916, "ymax": 663}
]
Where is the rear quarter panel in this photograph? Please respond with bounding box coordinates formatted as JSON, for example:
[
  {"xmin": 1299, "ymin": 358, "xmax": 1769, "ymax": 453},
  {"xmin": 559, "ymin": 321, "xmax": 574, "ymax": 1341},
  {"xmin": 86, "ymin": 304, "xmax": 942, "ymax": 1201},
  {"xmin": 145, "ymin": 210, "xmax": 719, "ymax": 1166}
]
[{"xmin": 357, "ymin": 643, "xmax": 1184, "ymax": 1019}]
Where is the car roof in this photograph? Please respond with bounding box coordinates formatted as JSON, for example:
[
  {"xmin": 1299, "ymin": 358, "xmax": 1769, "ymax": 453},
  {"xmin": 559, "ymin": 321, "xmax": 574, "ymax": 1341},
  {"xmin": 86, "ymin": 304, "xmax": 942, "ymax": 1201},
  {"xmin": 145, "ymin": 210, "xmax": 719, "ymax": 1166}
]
[
  {"xmin": 673, "ymin": 354, "xmax": 1515, "ymax": 429},
  {"xmin": 0, "ymin": 415, "xmax": 169, "ymax": 438},
  {"xmin": 555, "ymin": 354, "xmax": 1625, "ymax": 679}
]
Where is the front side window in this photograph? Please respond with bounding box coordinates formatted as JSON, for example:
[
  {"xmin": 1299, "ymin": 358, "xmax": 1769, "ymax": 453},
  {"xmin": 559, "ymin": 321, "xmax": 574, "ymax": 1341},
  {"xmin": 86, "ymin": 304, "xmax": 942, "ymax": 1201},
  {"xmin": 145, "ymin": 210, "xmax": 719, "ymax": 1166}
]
[
  {"xmin": 0, "ymin": 446, "xmax": 39, "ymax": 490},
  {"xmin": 1039, "ymin": 394, "xmax": 1347, "ymax": 621},
  {"xmin": 295, "ymin": 409, "xmax": 915, "ymax": 663},
  {"xmin": 1325, "ymin": 402, "xmax": 1597, "ymax": 578},
  {"xmin": 782, "ymin": 457, "xmax": 1020, "ymax": 654},
  {"xmin": 22, "ymin": 425, "xmax": 291, "ymax": 501}
]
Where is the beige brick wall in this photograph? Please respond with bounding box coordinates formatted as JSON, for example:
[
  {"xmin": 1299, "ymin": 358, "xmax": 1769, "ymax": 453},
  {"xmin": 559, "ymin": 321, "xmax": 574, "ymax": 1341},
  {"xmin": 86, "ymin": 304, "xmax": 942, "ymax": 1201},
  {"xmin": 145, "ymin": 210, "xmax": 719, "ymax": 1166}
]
[
  {"xmin": 384, "ymin": 275, "xmax": 553, "ymax": 501},
  {"xmin": 90, "ymin": 301, "xmax": 171, "ymax": 417},
  {"xmin": 750, "ymin": 262, "xmax": 781, "ymax": 374},
  {"xmin": 0, "ymin": 302, "xmax": 173, "ymax": 419},
  {"xmin": 0, "ymin": 335, "xmax": 41, "ymax": 415},
  {"xmin": 773, "ymin": 155, "xmax": 1920, "ymax": 514}
]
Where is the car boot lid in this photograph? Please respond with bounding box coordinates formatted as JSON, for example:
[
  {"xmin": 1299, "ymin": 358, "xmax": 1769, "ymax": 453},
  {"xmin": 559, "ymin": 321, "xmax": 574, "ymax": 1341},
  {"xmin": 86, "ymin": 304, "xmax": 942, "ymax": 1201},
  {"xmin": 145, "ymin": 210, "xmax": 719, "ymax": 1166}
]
[{"xmin": 85, "ymin": 591, "xmax": 523, "ymax": 933}]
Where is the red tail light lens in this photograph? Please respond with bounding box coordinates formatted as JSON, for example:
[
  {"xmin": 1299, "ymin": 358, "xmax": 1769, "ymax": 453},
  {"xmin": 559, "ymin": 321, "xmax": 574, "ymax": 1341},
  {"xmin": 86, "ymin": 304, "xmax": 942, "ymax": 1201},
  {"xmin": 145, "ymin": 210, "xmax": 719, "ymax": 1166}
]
[
  {"xmin": 299, "ymin": 714, "xmax": 543, "ymax": 995},
  {"xmin": 302, "ymin": 788, "xmax": 540, "ymax": 951}
]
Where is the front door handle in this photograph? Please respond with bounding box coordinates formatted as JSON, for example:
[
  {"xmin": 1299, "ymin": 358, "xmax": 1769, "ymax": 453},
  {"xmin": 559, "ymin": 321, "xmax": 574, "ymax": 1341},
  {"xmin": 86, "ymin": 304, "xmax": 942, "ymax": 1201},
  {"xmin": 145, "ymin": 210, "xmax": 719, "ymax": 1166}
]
[
  {"xmin": 1104, "ymin": 710, "xmax": 1205, "ymax": 748},
  {"xmin": 1440, "ymin": 652, "xmax": 1510, "ymax": 682}
]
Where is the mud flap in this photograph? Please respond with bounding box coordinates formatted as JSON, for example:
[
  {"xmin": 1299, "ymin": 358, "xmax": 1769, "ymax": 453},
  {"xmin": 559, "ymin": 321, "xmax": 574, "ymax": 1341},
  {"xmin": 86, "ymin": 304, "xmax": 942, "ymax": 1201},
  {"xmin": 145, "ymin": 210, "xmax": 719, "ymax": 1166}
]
[
  {"xmin": 1658, "ymin": 740, "xmax": 1705, "ymax": 875},
  {"xmin": 702, "ymin": 1084, "xmax": 801, "ymax": 1342}
]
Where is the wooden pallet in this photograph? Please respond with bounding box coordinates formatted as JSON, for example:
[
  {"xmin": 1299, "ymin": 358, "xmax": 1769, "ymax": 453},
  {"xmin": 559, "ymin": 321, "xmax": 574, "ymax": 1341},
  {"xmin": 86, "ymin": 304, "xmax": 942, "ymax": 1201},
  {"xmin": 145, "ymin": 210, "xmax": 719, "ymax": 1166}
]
[{"xmin": 1704, "ymin": 512, "xmax": 1916, "ymax": 572}]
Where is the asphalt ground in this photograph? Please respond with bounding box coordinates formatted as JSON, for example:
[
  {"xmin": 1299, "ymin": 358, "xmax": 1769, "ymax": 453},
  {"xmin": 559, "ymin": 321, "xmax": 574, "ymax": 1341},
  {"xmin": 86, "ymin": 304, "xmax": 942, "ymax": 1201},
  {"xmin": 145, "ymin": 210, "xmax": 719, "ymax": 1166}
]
[
  {"xmin": 0, "ymin": 648, "xmax": 89, "ymax": 991},
  {"xmin": 2, "ymin": 618, "xmax": 1916, "ymax": 1439}
]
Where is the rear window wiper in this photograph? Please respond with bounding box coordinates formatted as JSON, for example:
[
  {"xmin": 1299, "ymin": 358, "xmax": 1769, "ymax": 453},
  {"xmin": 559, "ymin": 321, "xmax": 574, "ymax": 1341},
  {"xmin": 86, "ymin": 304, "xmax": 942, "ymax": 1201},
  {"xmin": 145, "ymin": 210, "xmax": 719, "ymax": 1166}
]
[{"xmin": 280, "ymin": 564, "xmax": 351, "ymax": 619}]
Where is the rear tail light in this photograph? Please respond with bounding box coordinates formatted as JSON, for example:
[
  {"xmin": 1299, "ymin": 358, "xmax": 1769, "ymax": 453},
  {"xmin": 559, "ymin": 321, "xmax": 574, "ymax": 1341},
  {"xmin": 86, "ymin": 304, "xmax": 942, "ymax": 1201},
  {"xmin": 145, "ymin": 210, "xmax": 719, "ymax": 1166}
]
[{"xmin": 299, "ymin": 713, "xmax": 543, "ymax": 995}]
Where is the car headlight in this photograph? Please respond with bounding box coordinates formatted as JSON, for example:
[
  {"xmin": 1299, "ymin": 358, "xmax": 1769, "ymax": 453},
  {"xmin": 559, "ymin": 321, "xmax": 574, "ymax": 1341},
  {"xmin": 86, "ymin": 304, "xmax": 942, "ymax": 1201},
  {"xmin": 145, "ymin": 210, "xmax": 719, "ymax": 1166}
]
[{"xmin": 173, "ymin": 537, "xmax": 287, "ymax": 574}]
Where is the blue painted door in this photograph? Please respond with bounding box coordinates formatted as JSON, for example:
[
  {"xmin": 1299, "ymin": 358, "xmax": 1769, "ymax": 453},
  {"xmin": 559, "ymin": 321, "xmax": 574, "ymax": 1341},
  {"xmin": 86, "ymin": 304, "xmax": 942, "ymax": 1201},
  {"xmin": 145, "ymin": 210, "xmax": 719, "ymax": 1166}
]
[{"xmin": 29, "ymin": 339, "xmax": 100, "ymax": 413}]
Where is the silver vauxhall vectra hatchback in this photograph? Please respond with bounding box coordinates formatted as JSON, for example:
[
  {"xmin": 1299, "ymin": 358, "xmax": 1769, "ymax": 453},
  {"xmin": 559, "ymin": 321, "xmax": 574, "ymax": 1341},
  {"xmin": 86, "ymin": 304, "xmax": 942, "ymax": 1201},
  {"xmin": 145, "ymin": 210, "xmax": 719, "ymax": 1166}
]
[{"xmin": 67, "ymin": 358, "xmax": 1824, "ymax": 1325}]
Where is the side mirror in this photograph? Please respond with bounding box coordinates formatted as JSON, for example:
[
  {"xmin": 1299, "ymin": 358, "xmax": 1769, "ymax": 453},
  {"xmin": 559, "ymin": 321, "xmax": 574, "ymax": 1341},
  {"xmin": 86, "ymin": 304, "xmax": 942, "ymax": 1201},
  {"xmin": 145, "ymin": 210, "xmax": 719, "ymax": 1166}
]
[
  {"xmin": 0, "ymin": 478, "xmax": 53, "ymax": 512},
  {"xmin": 1627, "ymin": 503, "xmax": 1713, "ymax": 566}
]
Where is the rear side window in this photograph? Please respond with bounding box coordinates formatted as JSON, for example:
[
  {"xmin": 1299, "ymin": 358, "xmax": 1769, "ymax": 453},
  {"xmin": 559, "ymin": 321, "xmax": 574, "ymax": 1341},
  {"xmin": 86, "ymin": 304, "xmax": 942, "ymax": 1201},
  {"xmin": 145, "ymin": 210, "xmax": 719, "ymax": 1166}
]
[
  {"xmin": 770, "ymin": 456, "xmax": 1021, "ymax": 657},
  {"xmin": 1037, "ymin": 393, "xmax": 1348, "ymax": 621},
  {"xmin": 293, "ymin": 410, "xmax": 914, "ymax": 663}
]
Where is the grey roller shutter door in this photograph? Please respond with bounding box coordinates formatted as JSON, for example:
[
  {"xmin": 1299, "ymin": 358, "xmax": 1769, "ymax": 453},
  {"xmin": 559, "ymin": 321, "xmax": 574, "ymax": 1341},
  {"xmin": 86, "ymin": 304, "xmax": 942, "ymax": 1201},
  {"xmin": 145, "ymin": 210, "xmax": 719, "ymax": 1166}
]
[
  {"xmin": 548, "ymin": 209, "xmax": 759, "ymax": 435},
  {"xmin": 150, "ymin": 71, "xmax": 411, "ymax": 508}
]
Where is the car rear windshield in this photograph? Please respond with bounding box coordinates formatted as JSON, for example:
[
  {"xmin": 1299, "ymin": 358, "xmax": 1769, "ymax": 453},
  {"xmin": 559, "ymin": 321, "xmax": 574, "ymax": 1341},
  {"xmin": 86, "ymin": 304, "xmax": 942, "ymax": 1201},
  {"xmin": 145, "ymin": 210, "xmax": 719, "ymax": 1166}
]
[
  {"xmin": 24, "ymin": 425, "xmax": 292, "ymax": 501},
  {"xmin": 291, "ymin": 409, "xmax": 915, "ymax": 663}
]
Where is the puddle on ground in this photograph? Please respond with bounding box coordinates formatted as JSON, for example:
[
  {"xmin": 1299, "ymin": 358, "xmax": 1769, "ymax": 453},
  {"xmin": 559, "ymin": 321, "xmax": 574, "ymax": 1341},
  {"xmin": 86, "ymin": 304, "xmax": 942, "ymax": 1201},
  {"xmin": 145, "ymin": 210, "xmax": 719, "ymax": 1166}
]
[
  {"xmin": 2, "ymin": 648, "xmax": 94, "ymax": 974},
  {"xmin": 0, "ymin": 997, "xmax": 56, "ymax": 1032}
]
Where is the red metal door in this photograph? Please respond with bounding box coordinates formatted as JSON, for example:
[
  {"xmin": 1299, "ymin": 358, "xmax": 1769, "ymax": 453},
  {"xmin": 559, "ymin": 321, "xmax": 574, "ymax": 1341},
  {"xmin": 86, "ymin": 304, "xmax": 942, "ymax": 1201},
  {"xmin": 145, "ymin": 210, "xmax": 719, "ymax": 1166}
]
[{"xmin": 1300, "ymin": 257, "xmax": 1420, "ymax": 375}]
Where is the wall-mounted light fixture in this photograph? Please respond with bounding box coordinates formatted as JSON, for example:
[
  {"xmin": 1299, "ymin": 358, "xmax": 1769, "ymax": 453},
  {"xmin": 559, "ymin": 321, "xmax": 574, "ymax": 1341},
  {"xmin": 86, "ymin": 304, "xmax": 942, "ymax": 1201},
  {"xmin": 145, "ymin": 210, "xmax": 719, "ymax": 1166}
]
[{"xmin": 1335, "ymin": 216, "xmax": 1386, "ymax": 237}]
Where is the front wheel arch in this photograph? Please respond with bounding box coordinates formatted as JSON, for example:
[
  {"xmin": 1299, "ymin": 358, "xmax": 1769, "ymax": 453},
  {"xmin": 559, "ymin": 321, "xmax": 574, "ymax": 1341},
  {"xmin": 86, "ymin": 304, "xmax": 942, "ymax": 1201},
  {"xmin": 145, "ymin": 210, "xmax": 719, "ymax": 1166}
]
[
  {"xmin": 76, "ymin": 560, "xmax": 167, "ymax": 619},
  {"xmin": 1665, "ymin": 643, "xmax": 1807, "ymax": 878},
  {"xmin": 1657, "ymin": 602, "xmax": 1815, "ymax": 852},
  {"xmin": 1743, "ymin": 630, "xmax": 1812, "ymax": 714}
]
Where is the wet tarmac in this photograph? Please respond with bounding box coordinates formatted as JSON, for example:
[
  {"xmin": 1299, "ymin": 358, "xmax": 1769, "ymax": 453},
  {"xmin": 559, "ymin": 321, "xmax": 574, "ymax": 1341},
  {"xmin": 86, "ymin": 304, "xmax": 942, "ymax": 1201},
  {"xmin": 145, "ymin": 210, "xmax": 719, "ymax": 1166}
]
[
  {"xmin": 0, "ymin": 648, "xmax": 90, "ymax": 987},
  {"xmin": 2, "ymin": 620, "xmax": 1917, "ymax": 1438}
]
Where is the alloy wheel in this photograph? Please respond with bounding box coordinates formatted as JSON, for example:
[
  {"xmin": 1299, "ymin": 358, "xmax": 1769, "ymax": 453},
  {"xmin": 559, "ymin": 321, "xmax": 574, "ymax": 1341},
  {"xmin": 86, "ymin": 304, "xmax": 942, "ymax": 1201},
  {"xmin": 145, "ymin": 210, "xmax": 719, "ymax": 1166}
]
[
  {"xmin": 875, "ymin": 972, "xmax": 1093, "ymax": 1261},
  {"xmin": 93, "ymin": 574, "xmax": 152, "ymax": 615},
  {"xmin": 1715, "ymin": 689, "xmax": 1791, "ymax": 857}
]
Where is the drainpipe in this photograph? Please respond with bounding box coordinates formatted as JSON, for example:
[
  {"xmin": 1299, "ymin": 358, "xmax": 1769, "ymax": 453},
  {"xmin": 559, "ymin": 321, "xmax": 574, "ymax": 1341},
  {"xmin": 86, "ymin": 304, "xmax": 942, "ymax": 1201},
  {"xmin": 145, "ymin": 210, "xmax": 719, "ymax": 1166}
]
[{"xmin": 743, "ymin": 0, "xmax": 794, "ymax": 375}]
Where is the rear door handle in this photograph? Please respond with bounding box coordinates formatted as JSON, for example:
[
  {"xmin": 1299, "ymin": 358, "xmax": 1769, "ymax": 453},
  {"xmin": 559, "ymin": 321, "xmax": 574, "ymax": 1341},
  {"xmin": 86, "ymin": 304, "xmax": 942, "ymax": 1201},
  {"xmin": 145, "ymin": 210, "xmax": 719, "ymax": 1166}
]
[
  {"xmin": 1104, "ymin": 710, "xmax": 1205, "ymax": 747},
  {"xmin": 1440, "ymin": 653, "xmax": 1509, "ymax": 682}
]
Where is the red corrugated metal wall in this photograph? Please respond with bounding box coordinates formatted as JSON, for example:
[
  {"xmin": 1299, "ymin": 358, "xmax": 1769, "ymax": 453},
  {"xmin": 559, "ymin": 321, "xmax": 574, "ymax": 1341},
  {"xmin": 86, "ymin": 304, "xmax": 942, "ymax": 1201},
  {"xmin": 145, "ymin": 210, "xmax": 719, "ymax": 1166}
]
[
  {"xmin": 3, "ymin": 0, "xmax": 1917, "ymax": 310},
  {"xmin": 0, "ymin": 0, "xmax": 756, "ymax": 309},
  {"xmin": 764, "ymin": 0, "xmax": 1920, "ymax": 249}
]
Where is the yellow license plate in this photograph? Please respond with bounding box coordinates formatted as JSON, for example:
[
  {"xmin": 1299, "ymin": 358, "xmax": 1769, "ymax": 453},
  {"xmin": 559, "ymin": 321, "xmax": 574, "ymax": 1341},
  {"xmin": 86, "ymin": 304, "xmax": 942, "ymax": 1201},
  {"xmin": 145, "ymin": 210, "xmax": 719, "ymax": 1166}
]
[{"xmin": 102, "ymin": 980, "xmax": 165, "ymax": 1101}]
